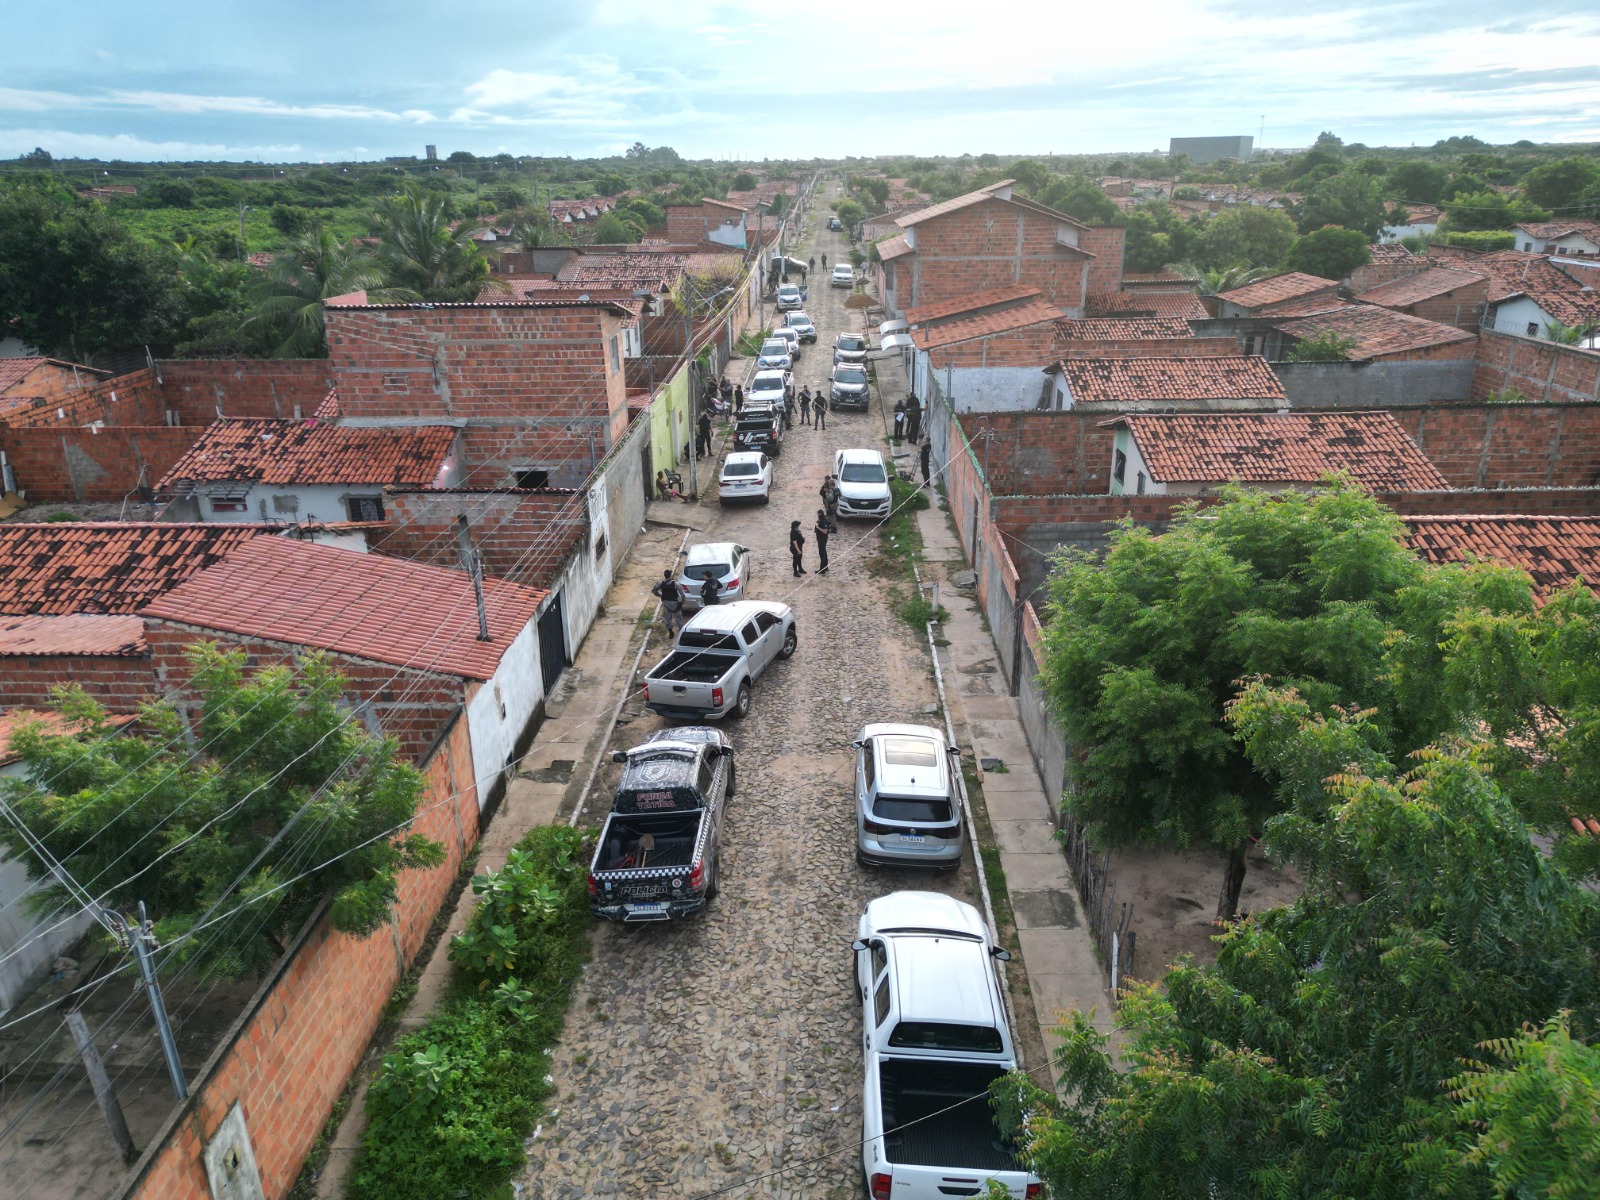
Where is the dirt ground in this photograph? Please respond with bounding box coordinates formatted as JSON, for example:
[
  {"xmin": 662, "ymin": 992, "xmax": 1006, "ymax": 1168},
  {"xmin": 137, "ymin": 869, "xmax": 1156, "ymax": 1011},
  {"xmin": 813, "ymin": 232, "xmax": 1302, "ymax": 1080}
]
[{"xmin": 1110, "ymin": 841, "xmax": 1303, "ymax": 984}]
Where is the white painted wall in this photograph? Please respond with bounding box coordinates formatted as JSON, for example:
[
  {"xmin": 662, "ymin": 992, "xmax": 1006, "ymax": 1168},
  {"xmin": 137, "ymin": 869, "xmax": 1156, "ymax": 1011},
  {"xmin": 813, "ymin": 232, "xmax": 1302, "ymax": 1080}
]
[
  {"xmin": 0, "ymin": 762, "xmax": 93, "ymax": 1014},
  {"xmin": 465, "ymin": 617, "xmax": 544, "ymax": 807},
  {"xmin": 1514, "ymin": 227, "xmax": 1600, "ymax": 256},
  {"xmin": 1108, "ymin": 429, "xmax": 1165, "ymax": 496},
  {"xmin": 938, "ymin": 366, "xmax": 1050, "ymax": 413},
  {"xmin": 707, "ymin": 215, "xmax": 747, "ymax": 249},
  {"xmin": 1491, "ymin": 296, "xmax": 1557, "ymax": 339}
]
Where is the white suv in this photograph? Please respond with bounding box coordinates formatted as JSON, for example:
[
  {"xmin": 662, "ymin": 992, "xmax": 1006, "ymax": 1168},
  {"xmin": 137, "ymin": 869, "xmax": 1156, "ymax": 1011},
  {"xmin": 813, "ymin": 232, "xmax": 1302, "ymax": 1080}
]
[
  {"xmin": 853, "ymin": 724, "xmax": 964, "ymax": 868},
  {"xmin": 831, "ymin": 263, "xmax": 855, "ymax": 288},
  {"xmin": 756, "ymin": 338, "xmax": 793, "ymax": 371},
  {"xmin": 834, "ymin": 448, "xmax": 890, "ymax": 518}
]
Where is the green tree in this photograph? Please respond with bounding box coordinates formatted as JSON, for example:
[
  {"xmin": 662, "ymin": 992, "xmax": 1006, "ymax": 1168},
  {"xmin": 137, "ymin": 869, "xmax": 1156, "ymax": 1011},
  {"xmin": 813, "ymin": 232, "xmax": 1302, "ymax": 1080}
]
[
  {"xmin": 995, "ymin": 696, "xmax": 1600, "ymax": 1199},
  {"xmin": 371, "ymin": 184, "xmax": 488, "ymax": 301},
  {"xmin": 731, "ymin": 171, "xmax": 757, "ymax": 191},
  {"xmin": 1037, "ymin": 177, "xmax": 1121, "ymax": 225},
  {"xmin": 1311, "ymin": 130, "xmax": 1344, "ymax": 154},
  {"xmin": 269, "ymin": 203, "xmax": 315, "ymax": 238},
  {"xmin": 1122, "ymin": 201, "xmax": 1194, "ymax": 273},
  {"xmin": 833, "ymin": 199, "xmax": 865, "ymax": 228},
  {"xmin": 1387, "ymin": 159, "xmax": 1450, "ymax": 205},
  {"xmin": 0, "ymin": 187, "xmax": 185, "ymax": 360},
  {"xmin": 1446, "ymin": 1014, "xmax": 1600, "ymax": 1198},
  {"xmin": 246, "ymin": 225, "xmax": 391, "ymax": 357},
  {"xmin": 1038, "ymin": 485, "xmax": 1458, "ymax": 917},
  {"xmin": 1521, "ymin": 158, "xmax": 1600, "ymax": 213},
  {"xmin": 593, "ymin": 173, "xmax": 628, "ymax": 197},
  {"xmin": 1007, "ymin": 158, "xmax": 1051, "ymax": 194},
  {"xmin": 590, "ymin": 212, "xmax": 644, "ymax": 244},
  {"xmin": 1296, "ymin": 173, "xmax": 1386, "ymax": 237},
  {"xmin": 1285, "ymin": 225, "xmax": 1371, "ymax": 280},
  {"xmin": 507, "ymin": 207, "xmax": 569, "ymax": 250},
  {"xmin": 1191, "ymin": 205, "xmax": 1298, "ymax": 271},
  {"xmin": 0, "ymin": 648, "xmax": 446, "ymax": 979},
  {"xmin": 1445, "ymin": 190, "xmax": 1551, "ymax": 233},
  {"xmin": 1164, "ymin": 261, "xmax": 1271, "ymax": 298},
  {"xmin": 1282, "ymin": 328, "xmax": 1360, "ymax": 361}
]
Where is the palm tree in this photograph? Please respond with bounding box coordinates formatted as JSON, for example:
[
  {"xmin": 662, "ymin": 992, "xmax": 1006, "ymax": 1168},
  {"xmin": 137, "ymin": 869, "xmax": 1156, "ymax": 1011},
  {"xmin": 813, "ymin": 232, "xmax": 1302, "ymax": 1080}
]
[
  {"xmin": 371, "ymin": 185, "xmax": 488, "ymax": 301},
  {"xmin": 246, "ymin": 226, "xmax": 389, "ymax": 357},
  {"xmin": 507, "ymin": 207, "xmax": 569, "ymax": 251},
  {"xmin": 1164, "ymin": 261, "xmax": 1273, "ymax": 298}
]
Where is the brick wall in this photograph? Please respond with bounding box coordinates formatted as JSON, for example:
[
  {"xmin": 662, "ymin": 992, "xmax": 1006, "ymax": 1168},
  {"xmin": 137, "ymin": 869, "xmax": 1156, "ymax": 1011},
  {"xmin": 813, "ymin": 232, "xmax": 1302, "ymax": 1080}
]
[
  {"xmin": 1471, "ymin": 328, "xmax": 1600, "ymax": 405},
  {"xmin": 375, "ymin": 488, "xmax": 590, "ymax": 590},
  {"xmin": 155, "ymin": 360, "xmax": 335, "ymax": 423},
  {"xmin": 1053, "ymin": 336, "xmax": 1238, "ymax": 359},
  {"xmin": 0, "ymin": 360, "xmax": 99, "ymax": 404},
  {"xmin": 1394, "ymin": 403, "xmax": 1600, "ymax": 489},
  {"xmin": 121, "ymin": 712, "xmax": 479, "ymax": 1200},
  {"xmin": 0, "ymin": 653, "xmax": 157, "ymax": 711},
  {"xmin": 1394, "ymin": 284, "xmax": 1488, "ymax": 331},
  {"xmin": 144, "ymin": 622, "xmax": 468, "ymax": 763},
  {"xmin": 1349, "ymin": 258, "xmax": 1429, "ymax": 295},
  {"xmin": 953, "ymin": 411, "xmax": 1117, "ymax": 495},
  {"xmin": 0, "ymin": 426, "xmax": 204, "ymax": 501},
  {"xmin": 907, "ymin": 197, "xmax": 1091, "ymax": 312},
  {"xmin": 923, "ymin": 324, "xmax": 1057, "ymax": 369},
  {"xmin": 1077, "ymin": 226, "xmax": 1127, "ymax": 298},
  {"xmin": 0, "ymin": 367, "xmax": 167, "ymax": 428}
]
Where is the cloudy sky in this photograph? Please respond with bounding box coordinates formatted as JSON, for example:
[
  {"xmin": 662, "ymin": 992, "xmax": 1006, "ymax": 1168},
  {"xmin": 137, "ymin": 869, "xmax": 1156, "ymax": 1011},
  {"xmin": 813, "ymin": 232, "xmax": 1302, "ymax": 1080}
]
[{"xmin": 3, "ymin": 1, "xmax": 1598, "ymax": 162}]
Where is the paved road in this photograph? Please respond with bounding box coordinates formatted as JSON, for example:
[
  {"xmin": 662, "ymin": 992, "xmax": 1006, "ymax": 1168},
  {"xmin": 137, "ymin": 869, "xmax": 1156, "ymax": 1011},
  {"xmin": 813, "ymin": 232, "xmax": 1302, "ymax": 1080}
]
[{"xmin": 520, "ymin": 182, "xmax": 980, "ymax": 1200}]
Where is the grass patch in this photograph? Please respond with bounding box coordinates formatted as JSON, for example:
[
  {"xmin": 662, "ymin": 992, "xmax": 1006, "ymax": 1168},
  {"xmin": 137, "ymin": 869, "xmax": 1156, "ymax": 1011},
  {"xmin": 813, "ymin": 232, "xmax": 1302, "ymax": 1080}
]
[
  {"xmin": 347, "ymin": 826, "xmax": 593, "ymax": 1200},
  {"xmin": 877, "ymin": 477, "xmax": 930, "ymax": 578},
  {"xmin": 735, "ymin": 327, "xmax": 772, "ymax": 357},
  {"xmin": 894, "ymin": 589, "xmax": 950, "ymax": 632}
]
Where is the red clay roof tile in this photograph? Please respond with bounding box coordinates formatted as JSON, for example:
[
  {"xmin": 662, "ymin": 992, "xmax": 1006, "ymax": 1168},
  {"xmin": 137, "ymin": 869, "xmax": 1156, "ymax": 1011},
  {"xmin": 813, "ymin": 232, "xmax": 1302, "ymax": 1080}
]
[
  {"xmin": 157, "ymin": 419, "xmax": 457, "ymax": 491},
  {"xmin": 0, "ymin": 614, "xmax": 147, "ymax": 656},
  {"xmin": 1084, "ymin": 291, "xmax": 1209, "ymax": 320},
  {"xmin": 1054, "ymin": 356, "xmax": 1285, "ymax": 403},
  {"xmin": 1405, "ymin": 515, "xmax": 1600, "ymax": 601},
  {"xmin": 1352, "ymin": 267, "xmax": 1486, "ymax": 308},
  {"xmin": 1272, "ymin": 304, "xmax": 1476, "ymax": 360},
  {"xmin": 1053, "ymin": 317, "xmax": 1193, "ymax": 341},
  {"xmin": 1214, "ymin": 271, "xmax": 1340, "ymax": 310},
  {"xmin": 910, "ymin": 300, "xmax": 1064, "ymax": 351},
  {"xmin": 903, "ymin": 285, "xmax": 1041, "ymax": 326},
  {"xmin": 1108, "ymin": 411, "xmax": 1447, "ymax": 491}
]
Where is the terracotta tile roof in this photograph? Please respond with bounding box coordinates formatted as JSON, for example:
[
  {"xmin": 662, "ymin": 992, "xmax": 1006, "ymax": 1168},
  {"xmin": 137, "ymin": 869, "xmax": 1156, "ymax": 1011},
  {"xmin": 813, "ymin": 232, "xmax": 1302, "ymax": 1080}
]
[
  {"xmin": 143, "ymin": 537, "xmax": 546, "ymax": 681},
  {"xmin": 1258, "ymin": 297, "xmax": 1349, "ymax": 319},
  {"xmin": 157, "ymin": 419, "xmax": 457, "ymax": 492},
  {"xmin": 1513, "ymin": 220, "xmax": 1600, "ymax": 242},
  {"xmin": 1214, "ymin": 272, "xmax": 1340, "ymax": 311},
  {"xmin": 1054, "ymin": 355, "xmax": 1285, "ymax": 403},
  {"xmin": 0, "ymin": 709, "xmax": 137, "ymax": 768},
  {"xmin": 556, "ymin": 251, "xmax": 686, "ymax": 289},
  {"xmin": 0, "ymin": 358, "xmax": 49, "ymax": 392},
  {"xmin": 910, "ymin": 300, "xmax": 1064, "ymax": 350},
  {"xmin": 876, "ymin": 234, "xmax": 912, "ymax": 262},
  {"xmin": 1272, "ymin": 305, "xmax": 1476, "ymax": 360},
  {"xmin": 1353, "ymin": 267, "xmax": 1486, "ymax": 308},
  {"xmin": 904, "ymin": 285, "xmax": 1041, "ymax": 326},
  {"xmin": 1406, "ymin": 515, "xmax": 1600, "ymax": 600},
  {"xmin": 0, "ymin": 614, "xmax": 147, "ymax": 656},
  {"xmin": 313, "ymin": 388, "xmax": 340, "ymax": 420},
  {"xmin": 1108, "ymin": 411, "xmax": 1447, "ymax": 491},
  {"xmin": 1368, "ymin": 243, "xmax": 1417, "ymax": 262},
  {"xmin": 1085, "ymin": 291, "xmax": 1209, "ymax": 320},
  {"xmin": 1468, "ymin": 252, "xmax": 1600, "ymax": 326},
  {"xmin": 1053, "ymin": 317, "xmax": 1193, "ymax": 341},
  {"xmin": 0, "ymin": 523, "xmax": 273, "ymax": 616},
  {"xmin": 896, "ymin": 180, "xmax": 1088, "ymax": 231}
]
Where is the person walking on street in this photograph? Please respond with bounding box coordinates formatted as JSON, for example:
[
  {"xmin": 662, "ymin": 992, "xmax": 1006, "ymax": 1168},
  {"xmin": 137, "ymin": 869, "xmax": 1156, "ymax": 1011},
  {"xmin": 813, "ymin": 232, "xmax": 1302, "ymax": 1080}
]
[
  {"xmin": 652, "ymin": 570, "xmax": 685, "ymax": 635},
  {"xmin": 906, "ymin": 394, "xmax": 922, "ymax": 442},
  {"xmin": 789, "ymin": 520, "xmax": 807, "ymax": 577},
  {"xmin": 696, "ymin": 410, "xmax": 712, "ymax": 458},
  {"xmin": 820, "ymin": 474, "xmax": 840, "ymax": 524},
  {"xmin": 919, "ymin": 434, "xmax": 933, "ymax": 488},
  {"xmin": 733, "ymin": 384, "xmax": 744, "ymax": 415},
  {"xmin": 799, "ymin": 388, "xmax": 812, "ymax": 427},
  {"xmin": 699, "ymin": 572, "xmax": 723, "ymax": 607},
  {"xmin": 813, "ymin": 508, "xmax": 834, "ymax": 575},
  {"xmin": 820, "ymin": 252, "xmax": 827, "ymax": 268},
  {"xmin": 808, "ymin": 256, "xmax": 815, "ymax": 272},
  {"xmin": 814, "ymin": 389, "xmax": 827, "ymax": 430},
  {"xmin": 892, "ymin": 400, "xmax": 906, "ymax": 445}
]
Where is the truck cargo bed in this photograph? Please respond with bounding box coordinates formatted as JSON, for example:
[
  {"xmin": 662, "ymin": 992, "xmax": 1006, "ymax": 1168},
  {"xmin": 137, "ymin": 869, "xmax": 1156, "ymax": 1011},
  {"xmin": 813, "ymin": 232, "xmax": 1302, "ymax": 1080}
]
[
  {"xmin": 878, "ymin": 1059, "xmax": 1017, "ymax": 1171},
  {"xmin": 597, "ymin": 812, "xmax": 701, "ymax": 870},
  {"xmin": 648, "ymin": 650, "xmax": 738, "ymax": 685}
]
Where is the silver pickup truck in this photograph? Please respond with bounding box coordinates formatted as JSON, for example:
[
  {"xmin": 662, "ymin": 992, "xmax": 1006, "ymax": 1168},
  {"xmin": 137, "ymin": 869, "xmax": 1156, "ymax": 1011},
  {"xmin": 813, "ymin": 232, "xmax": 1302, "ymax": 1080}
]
[{"xmin": 642, "ymin": 600, "xmax": 796, "ymax": 721}]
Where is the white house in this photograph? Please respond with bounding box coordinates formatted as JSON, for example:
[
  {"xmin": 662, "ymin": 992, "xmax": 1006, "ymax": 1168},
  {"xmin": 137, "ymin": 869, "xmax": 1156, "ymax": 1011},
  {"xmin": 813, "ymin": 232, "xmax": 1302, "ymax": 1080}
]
[{"xmin": 1512, "ymin": 221, "xmax": 1600, "ymax": 258}]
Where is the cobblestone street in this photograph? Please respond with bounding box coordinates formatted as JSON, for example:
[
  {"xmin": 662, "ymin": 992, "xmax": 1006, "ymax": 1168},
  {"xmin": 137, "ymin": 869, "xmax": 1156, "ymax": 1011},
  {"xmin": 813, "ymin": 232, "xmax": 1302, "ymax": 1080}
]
[{"xmin": 521, "ymin": 184, "xmax": 982, "ymax": 1199}]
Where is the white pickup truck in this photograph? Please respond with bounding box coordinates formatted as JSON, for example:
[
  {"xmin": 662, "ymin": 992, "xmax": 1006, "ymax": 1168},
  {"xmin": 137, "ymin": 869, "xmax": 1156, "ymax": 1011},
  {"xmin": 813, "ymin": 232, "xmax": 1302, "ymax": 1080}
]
[
  {"xmin": 642, "ymin": 600, "xmax": 797, "ymax": 721},
  {"xmin": 852, "ymin": 892, "xmax": 1040, "ymax": 1200}
]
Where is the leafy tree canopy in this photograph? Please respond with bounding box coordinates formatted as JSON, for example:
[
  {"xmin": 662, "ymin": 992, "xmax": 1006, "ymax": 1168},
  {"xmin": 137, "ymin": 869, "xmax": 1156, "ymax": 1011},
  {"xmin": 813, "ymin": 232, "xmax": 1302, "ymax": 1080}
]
[
  {"xmin": 0, "ymin": 647, "xmax": 446, "ymax": 978},
  {"xmin": 1190, "ymin": 205, "xmax": 1298, "ymax": 271},
  {"xmin": 371, "ymin": 184, "xmax": 488, "ymax": 301},
  {"xmin": 1037, "ymin": 176, "xmax": 1121, "ymax": 225},
  {"xmin": 1387, "ymin": 159, "xmax": 1450, "ymax": 205},
  {"xmin": 1285, "ymin": 225, "xmax": 1371, "ymax": 280},
  {"xmin": 1444, "ymin": 189, "xmax": 1551, "ymax": 233},
  {"xmin": 1296, "ymin": 172, "xmax": 1387, "ymax": 237},
  {"xmin": 1521, "ymin": 157, "xmax": 1600, "ymax": 212},
  {"xmin": 590, "ymin": 211, "xmax": 644, "ymax": 244},
  {"xmin": 731, "ymin": 171, "xmax": 757, "ymax": 191}
]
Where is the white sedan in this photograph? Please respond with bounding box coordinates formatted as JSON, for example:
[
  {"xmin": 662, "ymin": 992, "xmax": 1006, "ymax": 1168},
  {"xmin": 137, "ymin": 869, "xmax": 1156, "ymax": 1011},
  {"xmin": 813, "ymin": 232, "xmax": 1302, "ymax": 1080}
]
[{"xmin": 719, "ymin": 452, "xmax": 773, "ymax": 504}]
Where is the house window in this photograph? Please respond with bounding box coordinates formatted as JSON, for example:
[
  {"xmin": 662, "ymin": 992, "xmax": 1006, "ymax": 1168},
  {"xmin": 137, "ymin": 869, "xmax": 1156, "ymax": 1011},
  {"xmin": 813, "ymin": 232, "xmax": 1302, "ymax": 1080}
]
[
  {"xmin": 609, "ymin": 335, "xmax": 621, "ymax": 372},
  {"xmin": 1136, "ymin": 471, "xmax": 1147, "ymax": 495},
  {"xmin": 516, "ymin": 468, "xmax": 550, "ymax": 490},
  {"xmin": 1528, "ymin": 323, "xmax": 1540, "ymax": 337},
  {"xmin": 211, "ymin": 498, "xmax": 247, "ymax": 513},
  {"xmin": 346, "ymin": 495, "xmax": 385, "ymax": 522},
  {"xmin": 1242, "ymin": 335, "xmax": 1256, "ymax": 355},
  {"xmin": 1112, "ymin": 449, "xmax": 1127, "ymax": 486},
  {"xmin": 593, "ymin": 532, "xmax": 608, "ymax": 560},
  {"xmin": 1523, "ymin": 242, "xmax": 1533, "ymax": 252}
]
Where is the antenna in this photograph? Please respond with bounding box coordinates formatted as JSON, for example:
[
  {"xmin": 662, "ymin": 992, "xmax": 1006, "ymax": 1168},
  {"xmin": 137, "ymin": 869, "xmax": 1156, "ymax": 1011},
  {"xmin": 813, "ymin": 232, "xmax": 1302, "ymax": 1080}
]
[{"xmin": 1258, "ymin": 115, "xmax": 1266, "ymax": 151}]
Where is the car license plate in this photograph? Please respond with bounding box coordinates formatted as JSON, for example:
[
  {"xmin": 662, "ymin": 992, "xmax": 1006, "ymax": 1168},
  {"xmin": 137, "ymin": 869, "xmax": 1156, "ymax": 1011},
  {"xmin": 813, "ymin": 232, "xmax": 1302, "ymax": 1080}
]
[
  {"xmin": 625, "ymin": 902, "xmax": 667, "ymax": 914},
  {"xmin": 899, "ymin": 834, "xmax": 927, "ymax": 844}
]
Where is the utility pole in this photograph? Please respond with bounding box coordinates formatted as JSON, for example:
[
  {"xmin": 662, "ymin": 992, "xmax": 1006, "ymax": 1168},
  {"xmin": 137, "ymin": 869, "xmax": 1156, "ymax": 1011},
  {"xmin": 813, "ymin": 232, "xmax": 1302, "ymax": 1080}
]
[
  {"xmin": 455, "ymin": 516, "xmax": 491, "ymax": 640},
  {"xmin": 682, "ymin": 274, "xmax": 699, "ymax": 500},
  {"xmin": 123, "ymin": 903, "xmax": 188, "ymax": 1101},
  {"xmin": 237, "ymin": 201, "xmax": 250, "ymax": 262}
]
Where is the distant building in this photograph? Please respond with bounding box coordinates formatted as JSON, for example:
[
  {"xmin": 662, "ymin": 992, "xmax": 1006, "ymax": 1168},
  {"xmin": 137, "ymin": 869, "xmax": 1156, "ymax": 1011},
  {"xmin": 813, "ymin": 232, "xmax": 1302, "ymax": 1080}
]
[
  {"xmin": 1170, "ymin": 135, "xmax": 1254, "ymax": 164},
  {"xmin": 425, "ymin": 144, "xmax": 438, "ymax": 161}
]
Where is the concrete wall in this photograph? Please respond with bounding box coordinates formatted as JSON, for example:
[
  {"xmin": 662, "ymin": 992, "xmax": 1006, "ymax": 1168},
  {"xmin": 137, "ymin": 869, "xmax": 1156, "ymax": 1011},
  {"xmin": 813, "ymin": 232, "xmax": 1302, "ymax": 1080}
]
[
  {"xmin": 0, "ymin": 824, "xmax": 94, "ymax": 1013},
  {"xmin": 1272, "ymin": 359, "xmax": 1476, "ymax": 406},
  {"xmin": 466, "ymin": 617, "xmax": 544, "ymax": 806}
]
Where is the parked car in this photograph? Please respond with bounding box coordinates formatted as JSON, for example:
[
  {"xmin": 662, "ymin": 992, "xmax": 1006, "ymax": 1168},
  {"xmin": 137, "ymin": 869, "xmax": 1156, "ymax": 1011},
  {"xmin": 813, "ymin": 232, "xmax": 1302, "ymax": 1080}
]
[
  {"xmin": 776, "ymin": 283, "xmax": 805, "ymax": 311},
  {"xmin": 852, "ymin": 723, "xmax": 964, "ymax": 868},
  {"xmin": 785, "ymin": 311, "xmax": 817, "ymax": 343},
  {"xmin": 829, "ymin": 363, "xmax": 870, "ymax": 411},
  {"xmin": 642, "ymin": 600, "xmax": 797, "ymax": 721},
  {"xmin": 831, "ymin": 263, "xmax": 856, "ymax": 288},
  {"xmin": 772, "ymin": 325, "xmax": 803, "ymax": 360},
  {"xmin": 748, "ymin": 368, "xmax": 792, "ymax": 411},
  {"xmin": 718, "ymin": 452, "xmax": 772, "ymax": 505},
  {"xmin": 833, "ymin": 448, "xmax": 891, "ymax": 517},
  {"xmin": 833, "ymin": 332, "xmax": 868, "ymax": 365},
  {"xmin": 588, "ymin": 728, "xmax": 733, "ymax": 922},
  {"xmin": 852, "ymin": 892, "xmax": 1038, "ymax": 1199},
  {"xmin": 676, "ymin": 541, "xmax": 752, "ymax": 608},
  {"xmin": 756, "ymin": 337, "xmax": 794, "ymax": 371},
  {"xmin": 828, "ymin": 215, "xmax": 843, "ymax": 231},
  {"xmin": 733, "ymin": 406, "xmax": 782, "ymax": 456}
]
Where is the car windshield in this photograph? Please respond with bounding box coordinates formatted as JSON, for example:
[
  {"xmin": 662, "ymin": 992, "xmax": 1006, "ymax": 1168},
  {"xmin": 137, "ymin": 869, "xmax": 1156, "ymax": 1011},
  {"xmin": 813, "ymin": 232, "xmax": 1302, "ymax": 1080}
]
[
  {"xmin": 875, "ymin": 794, "xmax": 952, "ymax": 823},
  {"xmin": 882, "ymin": 737, "xmax": 940, "ymax": 766},
  {"xmin": 683, "ymin": 563, "xmax": 731, "ymax": 581},
  {"xmin": 722, "ymin": 462, "xmax": 760, "ymax": 477},
  {"xmin": 838, "ymin": 336, "xmax": 864, "ymax": 350},
  {"xmin": 761, "ymin": 341, "xmax": 787, "ymax": 355},
  {"xmin": 840, "ymin": 461, "xmax": 885, "ymax": 483},
  {"xmin": 888, "ymin": 1021, "xmax": 1003, "ymax": 1053},
  {"xmin": 779, "ymin": 287, "xmax": 800, "ymax": 296},
  {"xmin": 791, "ymin": 313, "xmax": 811, "ymax": 325},
  {"xmin": 835, "ymin": 368, "xmax": 867, "ymax": 385}
]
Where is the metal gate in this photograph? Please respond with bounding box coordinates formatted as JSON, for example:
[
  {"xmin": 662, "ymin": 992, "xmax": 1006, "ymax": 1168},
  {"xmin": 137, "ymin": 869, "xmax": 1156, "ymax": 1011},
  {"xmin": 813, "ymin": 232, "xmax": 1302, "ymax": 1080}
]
[{"xmin": 537, "ymin": 593, "xmax": 568, "ymax": 694}]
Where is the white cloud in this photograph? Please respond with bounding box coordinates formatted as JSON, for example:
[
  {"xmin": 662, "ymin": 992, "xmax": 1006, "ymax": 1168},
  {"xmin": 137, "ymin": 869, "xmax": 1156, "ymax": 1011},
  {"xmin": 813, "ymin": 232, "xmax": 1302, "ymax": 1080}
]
[{"xmin": 0, "ymin": 128, "xmax": 305, "ymax": 160}]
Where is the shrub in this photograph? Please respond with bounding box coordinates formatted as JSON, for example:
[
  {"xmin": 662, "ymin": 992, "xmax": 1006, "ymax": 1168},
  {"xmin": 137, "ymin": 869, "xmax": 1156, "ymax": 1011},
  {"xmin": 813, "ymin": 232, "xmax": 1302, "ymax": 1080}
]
[
  {"xmin": 1283, "ymin": 329, "xmax": 1361, "ymax": 362},
  {"xmin": 349, "ymin": 825, "xmax": 592, "ymax": 1200},
  {"xmin": 1443, "ymin": 229, "xmax": 1515, "ymax": 251}
]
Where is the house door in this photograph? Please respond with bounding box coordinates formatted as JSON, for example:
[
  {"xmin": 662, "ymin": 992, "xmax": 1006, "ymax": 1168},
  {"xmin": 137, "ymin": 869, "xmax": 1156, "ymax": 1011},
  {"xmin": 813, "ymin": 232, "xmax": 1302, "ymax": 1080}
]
[{"xmin": 537, "ymin": 593, "xmax": 568, "ymax": 694}]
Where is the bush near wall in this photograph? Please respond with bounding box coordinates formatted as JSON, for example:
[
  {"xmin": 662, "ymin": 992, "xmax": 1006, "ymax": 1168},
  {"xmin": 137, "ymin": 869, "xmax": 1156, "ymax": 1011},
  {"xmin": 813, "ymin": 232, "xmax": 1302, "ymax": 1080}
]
[
  {"xmin": 349, "ymin": 825, "xmax": 593, "ymax": 1200},
  {"xmin": 1442, "ymin": 230, "xmax": 1515, "ymax": 251}
]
